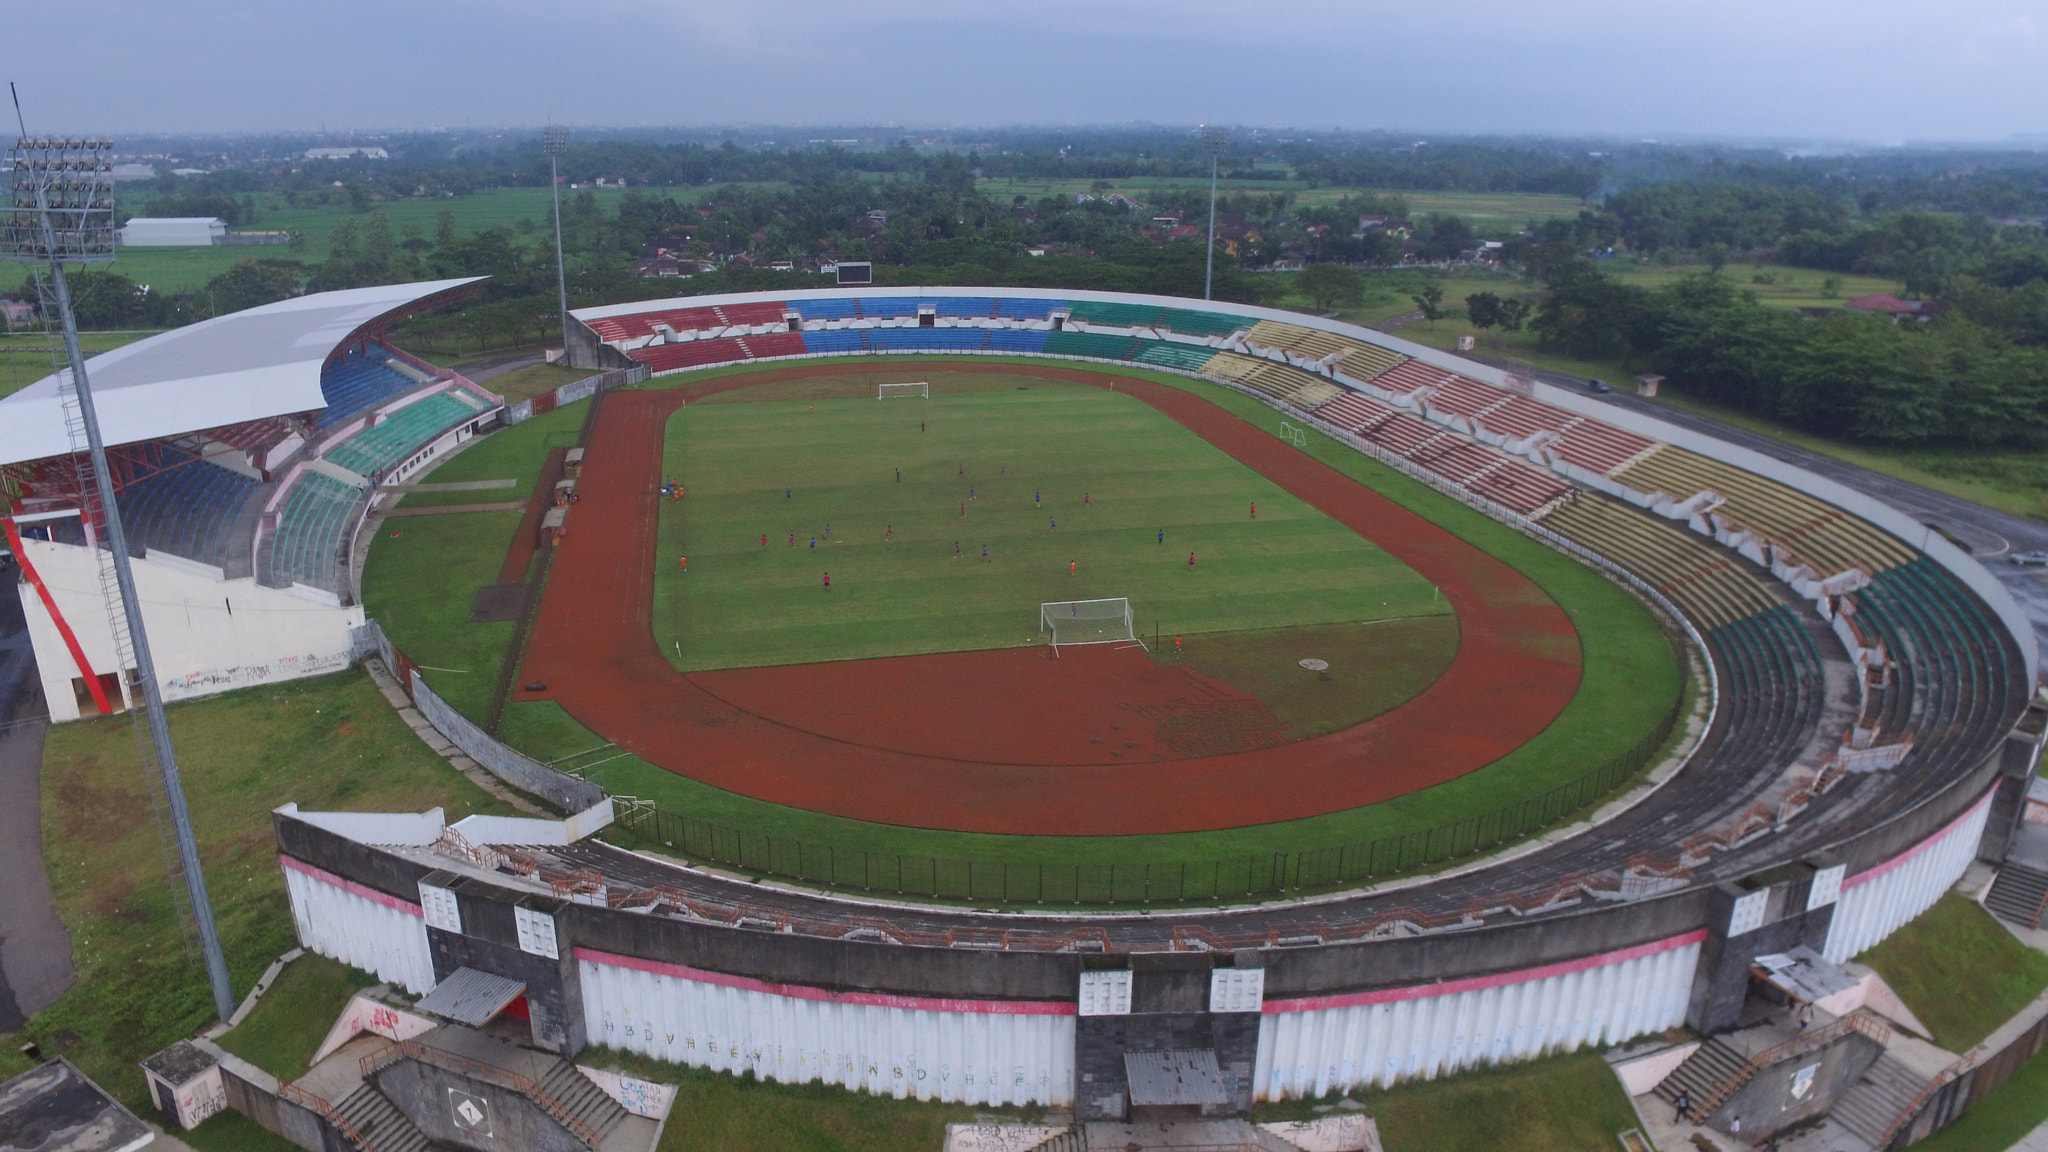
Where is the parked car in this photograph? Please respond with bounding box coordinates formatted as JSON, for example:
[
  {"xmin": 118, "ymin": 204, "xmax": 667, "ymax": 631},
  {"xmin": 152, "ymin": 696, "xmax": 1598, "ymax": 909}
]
[{"xmin": 1587, "ymin": 378, "xmax": 1612, "ymax": 394}]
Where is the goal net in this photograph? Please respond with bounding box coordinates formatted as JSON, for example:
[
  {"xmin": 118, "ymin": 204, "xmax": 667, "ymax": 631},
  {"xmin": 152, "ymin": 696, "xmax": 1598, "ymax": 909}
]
[
  {"xmin": 1040, "ymin": 598, "xmax": 1139, "ymax": 652},
  {"xmin": 878, "ymin": 381, "xmax": 929, "ymax": 399}
]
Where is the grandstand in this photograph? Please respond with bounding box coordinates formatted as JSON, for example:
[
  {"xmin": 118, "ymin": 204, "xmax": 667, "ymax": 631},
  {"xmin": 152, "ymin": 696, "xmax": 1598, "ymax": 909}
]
[{"xmin": 0, "ymin": 278, "xmax": 504, "ymax": 719}]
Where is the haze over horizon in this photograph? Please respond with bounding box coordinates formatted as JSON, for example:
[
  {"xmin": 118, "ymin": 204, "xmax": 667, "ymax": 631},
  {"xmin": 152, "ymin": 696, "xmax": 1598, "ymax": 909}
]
[{"xmin": 3, "ymin": 0, "xmax": 2044, "ymax": 145}]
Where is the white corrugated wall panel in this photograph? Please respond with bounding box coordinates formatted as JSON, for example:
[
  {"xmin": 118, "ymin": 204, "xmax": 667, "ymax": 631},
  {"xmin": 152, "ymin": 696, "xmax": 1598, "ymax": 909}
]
[
  {"xmin": 576, "ymin": 957, "xmax": 1074, "ymax": 1107},
  {"xmin": 1824, "ymin": 791, "xmax": 1993, "ymax": 963},
  {"xmin": 282, "ymin": 867, "xmax": 434, "ymax": 994},
  {"xmin": 1253, "ymin": 938, "xmax": 1699, "ymax": 1101}
]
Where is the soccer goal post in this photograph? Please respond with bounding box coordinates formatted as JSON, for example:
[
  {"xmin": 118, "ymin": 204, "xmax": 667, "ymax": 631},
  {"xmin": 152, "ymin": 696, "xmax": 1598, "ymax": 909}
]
[
  {"xmin": 1278, "ymin": 420, "xmax": 1307, "ymax": 447},
  {"xmin": 1039, "ymin": 598, "xmax": 1140, "ymax": 653},
  {"xmin": 878, "ymin": 381, "xmax": 930, "ymax": 399}
]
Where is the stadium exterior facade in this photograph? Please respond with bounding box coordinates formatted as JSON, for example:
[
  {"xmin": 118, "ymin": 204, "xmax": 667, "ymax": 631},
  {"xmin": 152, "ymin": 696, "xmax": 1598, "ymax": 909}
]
[{"xmin": 21, "ymin": 282, "xmax": 2038, "ymax": 1118}]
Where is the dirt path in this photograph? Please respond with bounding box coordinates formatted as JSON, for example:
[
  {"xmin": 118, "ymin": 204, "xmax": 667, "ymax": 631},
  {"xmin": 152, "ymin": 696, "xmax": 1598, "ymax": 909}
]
[{"xmin": 516, "ymin": 362, "xmax": 1580, "ymax": 835}]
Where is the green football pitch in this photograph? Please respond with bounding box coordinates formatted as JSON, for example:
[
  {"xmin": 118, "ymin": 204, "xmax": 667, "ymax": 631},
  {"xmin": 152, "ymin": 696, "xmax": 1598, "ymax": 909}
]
[{"xmin": 652, "ymin": 374, "xmax": 1452, "ymax": 671}]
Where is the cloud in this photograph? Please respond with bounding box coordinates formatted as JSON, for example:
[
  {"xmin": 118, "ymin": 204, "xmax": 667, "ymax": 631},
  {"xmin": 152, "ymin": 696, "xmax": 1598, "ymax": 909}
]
[{"xmin": 2, "ymin": 0, "xmax": 2046, "ymax": 140}]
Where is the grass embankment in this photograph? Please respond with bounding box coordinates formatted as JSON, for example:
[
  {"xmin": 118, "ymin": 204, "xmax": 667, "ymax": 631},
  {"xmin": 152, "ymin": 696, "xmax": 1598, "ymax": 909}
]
[
  {"xmin": 655, "ymin": 374, "xmax": 1449, "ymax": 670},
  {"xmin": 380, "ymin": 356, "xmax": 1684, "ymax": 875},
  {"xmin": 0, "ymin": 670, "xmax": 516, "ymax": 1147},
  {"xmin": 1913, "ymin": 1039, "xmax": 2048, "ymax": 1152},
  {"xmin": 477, "ymin": 361, "xmax": 594, "ymax": 404},
  {"xmin": 216, "ymin": 954, "xmax": 375, "ymax": 1080},
  {"xmin": 1254, "ymin": 1050, "xmax": 1642, "ymax": 1152},
  {"xmin": 1856, "ymin": 893, "xmax": 2048, "ymax": 1053}
]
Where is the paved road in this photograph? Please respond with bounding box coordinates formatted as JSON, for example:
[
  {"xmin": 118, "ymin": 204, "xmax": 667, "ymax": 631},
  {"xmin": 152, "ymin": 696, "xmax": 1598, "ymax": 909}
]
[
  {"xmin": 1463, "ymin": 351, "xmax": 2048, "ymax": 657},
  {"xmin": 0, "ymin": 566, "xmax": 68, "ymax": 1030}
]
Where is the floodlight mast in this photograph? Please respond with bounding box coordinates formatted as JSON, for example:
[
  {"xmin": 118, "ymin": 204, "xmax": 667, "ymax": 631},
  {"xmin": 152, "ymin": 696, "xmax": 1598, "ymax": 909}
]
[
  {"xmin": 1, "ymin": 129, "xmax": 236, "ymax": 1021},
  {"xmin": 1200, "ymin": 125, "xmax": 1226, "ymax": 301},
  {"xmin": 543, "ymin": 126, "xmax": 570, "ymax": 350}
]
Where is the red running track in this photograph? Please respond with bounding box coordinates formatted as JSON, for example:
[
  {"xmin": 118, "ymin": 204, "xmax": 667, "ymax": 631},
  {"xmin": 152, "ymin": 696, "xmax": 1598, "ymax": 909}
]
[{"xmin": 517, "ymin": 362, "xmax": 1580, "ymax": 835}]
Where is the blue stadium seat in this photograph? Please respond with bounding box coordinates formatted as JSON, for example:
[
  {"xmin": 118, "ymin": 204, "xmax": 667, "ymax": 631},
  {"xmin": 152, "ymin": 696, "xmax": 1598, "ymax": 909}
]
[
  {"xmin": 116, "ymin": 456, "xmax": 262, "ymax": 570},
  {"xmin": 791, "ymin": 298, "xmax": 860, "ymax": 321},
  {"xmin": 318, "ymin": 349, "xmax": 421, "ymax": 429},
  {"xmin": 801, "ymin": 329, "xmax": 869, "ymax": 354}
]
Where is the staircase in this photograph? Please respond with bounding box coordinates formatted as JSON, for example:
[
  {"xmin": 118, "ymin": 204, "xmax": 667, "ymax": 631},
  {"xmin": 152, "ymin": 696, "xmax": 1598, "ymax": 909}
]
[
  {"xmin": 1070, "ymin": 1118, "xmax": 1315, "ymax": 1151},
  {"xmin": 1654, "ymin": 1037, "xmax": 1747, "ymax": 1117},
  {"xmin": 536, "ymin": 1061, "xmax": 635, "ymax": 1148},
  {"xmin": 1985, "ymin": 863, "xmax": 2048, "ymax": 928},
  {"xmin": 331, "ymin": 1084, "xmax": 431, "ymax": 1152},
  {"xmin": 1830, "ymin": 1053, "xmax": 1924, "ymax": 1147}
]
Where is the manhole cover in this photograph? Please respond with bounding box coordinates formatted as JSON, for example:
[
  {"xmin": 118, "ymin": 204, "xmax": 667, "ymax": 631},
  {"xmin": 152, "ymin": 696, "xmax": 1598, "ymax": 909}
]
[{"xmin": 1298, "ymin": 658, "xmax": 1329, "ymax": 672}]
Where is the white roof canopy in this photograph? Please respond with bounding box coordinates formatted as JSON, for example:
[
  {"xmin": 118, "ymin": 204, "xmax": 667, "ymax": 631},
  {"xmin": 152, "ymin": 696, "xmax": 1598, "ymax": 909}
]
[{"xmin": 0, "ymin": 277, "xmax": 483, "ymax": 467}]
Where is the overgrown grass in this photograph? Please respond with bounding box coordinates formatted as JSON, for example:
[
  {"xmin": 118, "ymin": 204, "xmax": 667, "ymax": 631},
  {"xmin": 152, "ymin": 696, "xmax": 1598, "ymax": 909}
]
[
  {"xmin": 360, "ymin": 511, "xmax": 524, "ymax": 716},
  {"xmin": 480, "ymin": 361, "xmax": 596, "ymax": 403},
  {"xmin": 1253, "ymin": 1050, "xmax": 1642, "ymax": 1152},
  {"xmin": 587, "ymin": 1046, "xmax": 1035, "ymax": 1152},
  {"xmin": 0, "ymin": 669, "xmax": 516, "ymax": 1124},
  {"xmin": 183, "ymin": 1108, "xmax": 304, "ymax": 1152},
  {"xmin": 216, "ymin": 954, "xmax": 375, "ymax": 1080},
  {"xmin": 1856, "ymin": 893, "xmax": 2048, "ymax": 1052}
]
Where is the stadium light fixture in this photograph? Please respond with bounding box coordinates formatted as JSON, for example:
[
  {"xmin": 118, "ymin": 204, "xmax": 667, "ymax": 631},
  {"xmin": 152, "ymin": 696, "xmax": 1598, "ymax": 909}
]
[
  {"xmin": 1200, "ymin": 125, "xmax": 1227, "ymax": 301},
  {"xmin": 543, "ymin": 125, "xmax": 570, "ymax": 352},
  {"xmin": 1, "ymin": 108, "xmax": 237, "ymax": 1022}
]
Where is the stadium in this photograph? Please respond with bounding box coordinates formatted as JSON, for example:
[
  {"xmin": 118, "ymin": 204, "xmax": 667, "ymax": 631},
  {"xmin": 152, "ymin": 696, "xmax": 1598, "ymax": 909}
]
[{"xmin": 13, "ymin": 279, "xmax": 2042, "ymax": 1147}]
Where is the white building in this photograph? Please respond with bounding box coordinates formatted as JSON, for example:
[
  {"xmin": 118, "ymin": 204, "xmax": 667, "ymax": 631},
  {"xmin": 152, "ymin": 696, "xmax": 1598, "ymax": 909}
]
[
  {"xmin": 119, "ymin": 217, "xmax": 228, "ymax": 247},
  {"xmin": 305, "ymin": 147, "xmax": 390, "ymax": 160}
]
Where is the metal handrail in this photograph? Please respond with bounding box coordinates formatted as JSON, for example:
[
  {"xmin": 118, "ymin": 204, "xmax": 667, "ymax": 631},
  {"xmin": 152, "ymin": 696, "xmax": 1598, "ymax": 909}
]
[
  {"xmin": 276, "ymin": 1081, "xmax": 375, "ymax": 1152},
  {"xmin": 361, "ymin": 1038, "xmax": 602, "ymax": 1148},
  {"xmin": 1692, "ymin": 1011, "xmax": 1893, "ymax": 1120},
  {"xmin": 1877, "ymin": 1051, "xmax": 1976, "ymax": 1148}
]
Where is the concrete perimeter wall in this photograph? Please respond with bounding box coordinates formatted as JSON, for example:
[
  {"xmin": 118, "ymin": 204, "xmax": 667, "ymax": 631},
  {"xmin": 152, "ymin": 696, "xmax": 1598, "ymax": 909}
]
[{"xmin": 18, "ymin": 537, "xmax": 362, "ymax": 722}]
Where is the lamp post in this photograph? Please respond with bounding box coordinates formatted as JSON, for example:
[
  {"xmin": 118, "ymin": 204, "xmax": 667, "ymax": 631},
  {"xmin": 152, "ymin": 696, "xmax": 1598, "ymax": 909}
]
[
  {"xmin": 543, "ymin": 126, "xmax": 570, "ymax": 355},
  {"xmin": 1201, "ymin": 125, "xmax": 1226, "ymax": 300},
  {"xmin": 2, "ymin": 126, "xmax": 236, "ymax": 1021}
]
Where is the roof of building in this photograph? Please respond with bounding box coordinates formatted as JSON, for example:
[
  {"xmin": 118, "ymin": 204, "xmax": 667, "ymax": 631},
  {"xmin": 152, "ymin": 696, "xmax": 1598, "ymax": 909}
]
[
  {"xmin": 1844, "ymin": 293, "xmax": 1921, "ymax": 314},
  {"xmin": 0, "ymin": 1059, "xmax": 154, "ymax": 1152},
  {"xmin": 0, "ymin": 277, "xmax": 484, "ymax": 467},
  {"xmin": 121, "ymin": 217, "xmax": 225, "ymax": 226},
  {"xmin": 416, "ymin": 967, "xmax": 528, "ymax": 1027}
]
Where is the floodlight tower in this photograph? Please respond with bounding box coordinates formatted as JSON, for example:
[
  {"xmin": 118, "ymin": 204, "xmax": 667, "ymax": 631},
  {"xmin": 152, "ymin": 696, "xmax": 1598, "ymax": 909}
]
[
  {"xmin": 1200, "ymin": 125, "xmax": 1227, "ymax": 301},
  {"xmin": 543, "ymin": 126, "xmax": 570, "ymax": 348},
  {"xmin": 2, "ymin": 127, "xmax": 236, "ymax": 1020}
]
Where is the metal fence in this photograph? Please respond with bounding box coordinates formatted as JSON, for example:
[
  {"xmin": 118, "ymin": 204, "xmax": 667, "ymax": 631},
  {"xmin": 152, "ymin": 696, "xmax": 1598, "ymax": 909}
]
[{"xmin": 611, "ymin": 697, "xmax": 1680, "ymax": 906}]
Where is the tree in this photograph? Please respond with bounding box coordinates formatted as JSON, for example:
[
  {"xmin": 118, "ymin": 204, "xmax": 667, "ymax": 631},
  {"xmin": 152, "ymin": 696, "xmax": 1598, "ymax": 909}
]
[
  {"xmin": 436, "ymin": 206, "xmax": 458, "ymax": 247},
  {"xmin": 1498, "ymin": 298, "xmax": 1531, "ymax": 331},
  {"xmin": 1298, "ymin": 263, "xmax": 1363, "ymax": 314},
  {"xmin": 1465, "ymin": 291, "xmax": 1503, "ymax": 329},
  {"xmin": 204, "ymin": 260, "xmax": 303, "ymax": 314},
  {"xmin": 1411, "ymin": 284, "xmax": 1445, "ymax": 326}
]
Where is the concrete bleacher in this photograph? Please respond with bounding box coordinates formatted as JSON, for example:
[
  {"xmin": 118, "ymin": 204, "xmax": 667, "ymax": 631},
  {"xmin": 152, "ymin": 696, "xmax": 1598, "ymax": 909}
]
[
  {"xmin": 866, "ymin": 329, "xmax": 989, "ymax": 352},
  {"xmin": 986, "ymin": 329, "xmax": 1051, "ymax": 353},
  {"xmin": 1541, "ymin": 494, "xmax": 1779, "ymax": 630},
  {"xmin": 1611, "ymin": 445, "xmax": 1917, "ymax": 577},
  {"xmin": 1203, "ymin": 352, "xmax": 1346, "ymax": 410},
  {"xmin": 116, "ymin": 456, "xmax": 262, "ymax": 572},
  {"xmin": 317, "ymin": 349, "xmax": 419, "ymax": 429},
  {"xmin": 994, "ymin": 298, "xmax": 1064, "ymax": 320},
  {"xmin": 1042, "ymin": 331, "xmax": 1139, "ymax": 360},
  {"xmin": 801, "ymin": 329, "xmax": 868, "ymax": 353},
  {"xmin": 733, "ymin": 332, "xmax": 807, "ymax": 359},
  {"xmin": 323, "ymin": 392, "xmax": 491, "ymax": 478},
  {"xmin": 267, "ymin": 472, "xmax": 364, "ymax": 591},
  {"xmin": 1708, "ymin": 605, "xmax": 1827, "ymax": 776},
  {"xmin": 1133, "ymin": 343, "xmax": 1220, "ymax": 372},
  {"xmin": 628, "ymin": 337, "xmax": 749, "ymax": 373}
]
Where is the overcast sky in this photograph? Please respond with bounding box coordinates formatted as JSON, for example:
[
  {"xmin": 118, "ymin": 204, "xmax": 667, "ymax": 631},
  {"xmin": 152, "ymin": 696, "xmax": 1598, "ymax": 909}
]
[{"xmin": 4, "ymin": 0, "xmax": 2043, "ymax": 144}]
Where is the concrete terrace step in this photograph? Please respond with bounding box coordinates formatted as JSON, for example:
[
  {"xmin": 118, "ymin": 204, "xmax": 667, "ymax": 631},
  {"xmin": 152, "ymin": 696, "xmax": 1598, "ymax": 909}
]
[
  {"xmin": 1986, "ymin": 863, "xmax": 2048, "ymax": 928},
  {"xmin": 1830, "ymin": 1052, "xmax": 1924, "ymax": 1146},
  {"xmin": 1654, "ymin": 1037, "xmax": 1748, "ymax": 1112},
  {"xmin": 536, "ymin": 1061, "xmax": 634, "ymax": 1146},
  {"xmin": 332, "ymin": 1084, "xmax": 431, "ymax": 1152}
]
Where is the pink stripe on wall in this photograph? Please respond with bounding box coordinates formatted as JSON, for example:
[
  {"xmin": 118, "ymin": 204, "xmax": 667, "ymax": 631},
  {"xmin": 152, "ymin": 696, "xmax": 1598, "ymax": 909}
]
[
  {"xmin": 1843, "ymin": 787, "xmax": 1995, "ymax": 891},
  {"xmin": 280, "ymin": 855, "xmax": 423, "ymax": 918},
  {"xmin": 1263, "ymin": 929, "xmax": 1708, "ymax": 1015},
  {"xmin": 575, "ymin": 947, "xmax": 1075, "ymax": 1016}
]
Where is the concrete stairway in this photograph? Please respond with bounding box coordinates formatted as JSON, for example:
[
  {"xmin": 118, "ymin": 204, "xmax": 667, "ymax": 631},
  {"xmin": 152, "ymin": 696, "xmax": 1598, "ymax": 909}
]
[
  {"xmin": 1072, "ymin": 1118, "xmax": 1310, "ymax": 1150},
  {"xmin": 1830, "ymin": 1053, "xmax": 1924, "ymax": 1147},
  {"xmin": 331, "ymin": 1083, "xmax": 431, "ymax": 1152},
  {"xmin": 1653, "ymin": 1037, "xmax": 1748, "ymax": 1115},
  {"xmin": 535, "ymin": 1060, "xmax": 635, "ymax": 1147},
  {"xmin": 1985, "ymin": 863, "xmax": 2048, "ymax": 928}
]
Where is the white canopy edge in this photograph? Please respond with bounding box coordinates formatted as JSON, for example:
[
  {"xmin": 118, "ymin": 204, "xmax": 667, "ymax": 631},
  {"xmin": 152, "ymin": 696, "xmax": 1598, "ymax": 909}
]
[{"xmin": 0, "ymin": 277, "xmax": 484, "ymax": 467}]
